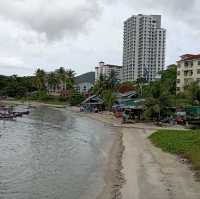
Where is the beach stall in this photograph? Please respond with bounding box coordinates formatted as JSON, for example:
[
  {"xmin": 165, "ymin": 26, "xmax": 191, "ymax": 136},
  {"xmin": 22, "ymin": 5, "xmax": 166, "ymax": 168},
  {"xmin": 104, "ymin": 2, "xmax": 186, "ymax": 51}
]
[
  {"xmin": 81, "ymin": 95, "xmax": 105, "ymax": 112},
  {"xmin": 112, "ymin": 91, "xmax": 138, "ymax": 116},
  {"xmin": 185, "ymin": 106, "xmax": 200, "ymax": 124},
  {"xmin": 112, "ymin": 91, "xmax": 144, "ymax": 120},
  {"xmin": 122, "ymin": 99, "xmax": 145, "ymax": 121}
]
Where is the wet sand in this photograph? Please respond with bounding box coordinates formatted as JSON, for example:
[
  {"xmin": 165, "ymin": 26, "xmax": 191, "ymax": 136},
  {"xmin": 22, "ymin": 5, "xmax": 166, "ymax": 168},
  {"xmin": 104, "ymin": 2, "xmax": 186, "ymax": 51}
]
[{"xmin": 96, "ymin": 128, "xmax": 124, "ymax": 199}]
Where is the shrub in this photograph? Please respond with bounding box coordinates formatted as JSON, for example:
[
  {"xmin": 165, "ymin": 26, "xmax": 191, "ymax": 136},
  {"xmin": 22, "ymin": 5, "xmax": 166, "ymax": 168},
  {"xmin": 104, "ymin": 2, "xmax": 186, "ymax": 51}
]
[{"xmin": 69, "ymin": 93, "xmax": 85, "ymax": 106}]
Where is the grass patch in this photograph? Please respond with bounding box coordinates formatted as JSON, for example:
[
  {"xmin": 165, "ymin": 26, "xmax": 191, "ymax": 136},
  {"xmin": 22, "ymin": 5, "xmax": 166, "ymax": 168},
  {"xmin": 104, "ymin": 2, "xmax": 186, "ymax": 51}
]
[{"xmin": 149, "ymin": 130, "xmax": 200, "ymax": 172}]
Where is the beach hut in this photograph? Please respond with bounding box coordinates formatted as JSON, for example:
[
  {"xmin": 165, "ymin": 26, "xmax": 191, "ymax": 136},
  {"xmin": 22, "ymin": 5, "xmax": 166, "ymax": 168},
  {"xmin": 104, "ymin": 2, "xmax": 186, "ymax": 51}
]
[
  {"xmin": 185, "ymin": 106, "xmax": 200, "ymax": 124},
  {"xmin": 81, "ymin": 95, "xmax": 105, "ymax": 112},
  {"xmin": 112, "ymin": 91, "xmax": 144, "ymax": 119},
  {"xmin": 122, "ymin": 98, "xmax": 145, "ymax": 120}
]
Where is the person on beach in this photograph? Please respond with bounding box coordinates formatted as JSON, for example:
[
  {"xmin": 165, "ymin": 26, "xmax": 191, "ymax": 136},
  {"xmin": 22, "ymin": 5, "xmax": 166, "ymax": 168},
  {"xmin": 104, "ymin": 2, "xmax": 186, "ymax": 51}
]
[
  {"xmin": 122, "ymin": 110, "xmax": 129, "ymax": 123},
  {"xmin": 94, "ymin": 106, "xmax": 98, "ymax": 113}
]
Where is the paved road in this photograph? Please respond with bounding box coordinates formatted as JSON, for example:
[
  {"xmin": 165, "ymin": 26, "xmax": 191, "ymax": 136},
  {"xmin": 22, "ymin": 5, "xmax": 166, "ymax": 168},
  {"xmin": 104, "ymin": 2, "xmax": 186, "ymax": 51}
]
[{"xmin": 121, "ymin": 128, "xmax": 200, "ymax": 199}]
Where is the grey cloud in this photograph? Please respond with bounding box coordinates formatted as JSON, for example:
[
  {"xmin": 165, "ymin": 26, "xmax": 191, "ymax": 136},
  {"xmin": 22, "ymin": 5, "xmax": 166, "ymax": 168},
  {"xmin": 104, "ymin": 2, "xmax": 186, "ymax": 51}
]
[
  {"xmin": 2, "ymin": 0, "xmax": 198, "ymax": 42},
  {"xmin": 0, "ymin": 56, "xmax": 24, "ymax": 68},
  {"xmin": 0, "ymin": 0, "xmax": 109, "ymax": 40},
  {"xmin": 0, "ymin": 0, "xmax": 199, "ymax": 76}
]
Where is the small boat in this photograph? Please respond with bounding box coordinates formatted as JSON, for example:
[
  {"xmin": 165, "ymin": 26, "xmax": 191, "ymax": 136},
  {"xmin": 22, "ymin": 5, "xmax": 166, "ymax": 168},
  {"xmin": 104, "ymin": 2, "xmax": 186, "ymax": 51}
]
[
  {"xmin": 0, "ymin": 114, "xmax": 15, "ymax": 120},
  {"xmin": 0, "ymin": 105, "xmax": 30, "ymax": 120}
]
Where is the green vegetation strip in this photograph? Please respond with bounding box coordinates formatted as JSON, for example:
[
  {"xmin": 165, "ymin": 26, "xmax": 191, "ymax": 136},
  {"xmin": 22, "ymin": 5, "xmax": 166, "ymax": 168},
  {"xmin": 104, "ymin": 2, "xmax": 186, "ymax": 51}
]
[{"xmin": 149, "ymin": 130, "xmax": 200, "ymax": 172}]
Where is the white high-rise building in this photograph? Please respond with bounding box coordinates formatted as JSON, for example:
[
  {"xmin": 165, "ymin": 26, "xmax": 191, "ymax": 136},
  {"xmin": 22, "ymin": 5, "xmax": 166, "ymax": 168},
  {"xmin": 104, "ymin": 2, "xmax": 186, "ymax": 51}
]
[{"xmin": 123, "ymin": 14, "xmax": 166, "ymax": 82}]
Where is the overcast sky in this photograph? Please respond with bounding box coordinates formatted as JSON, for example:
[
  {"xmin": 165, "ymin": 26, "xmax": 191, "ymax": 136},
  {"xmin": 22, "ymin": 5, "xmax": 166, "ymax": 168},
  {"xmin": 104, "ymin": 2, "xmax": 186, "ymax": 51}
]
[{"xmin": 0, "ymin": 0, "xmax": 199, "ymax": 76}]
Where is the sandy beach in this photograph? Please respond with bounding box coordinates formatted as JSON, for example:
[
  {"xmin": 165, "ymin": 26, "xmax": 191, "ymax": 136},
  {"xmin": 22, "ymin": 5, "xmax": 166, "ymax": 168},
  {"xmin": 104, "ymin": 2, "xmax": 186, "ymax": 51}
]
[
  {"xmin": 121, "ymin": 128, "xmax": 200, "ymax": 199},
  {"xmin": 76, "ymin": 110, "xmax": 200, "ymax": 199}
]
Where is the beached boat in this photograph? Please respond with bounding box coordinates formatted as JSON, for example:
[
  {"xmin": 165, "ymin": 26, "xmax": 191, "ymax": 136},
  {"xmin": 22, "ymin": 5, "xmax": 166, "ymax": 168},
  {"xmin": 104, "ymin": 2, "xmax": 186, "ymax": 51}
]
[{"xmin": 0, "ymin": 106, "xmax": 30, "ymax": 120}]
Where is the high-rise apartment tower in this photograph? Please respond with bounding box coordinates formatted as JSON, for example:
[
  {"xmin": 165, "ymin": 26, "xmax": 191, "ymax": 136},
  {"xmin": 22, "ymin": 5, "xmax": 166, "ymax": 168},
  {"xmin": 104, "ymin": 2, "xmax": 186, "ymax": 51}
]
[{"xmin": 123, "ymin": 14, "xmax": 166, "ymax": 82}]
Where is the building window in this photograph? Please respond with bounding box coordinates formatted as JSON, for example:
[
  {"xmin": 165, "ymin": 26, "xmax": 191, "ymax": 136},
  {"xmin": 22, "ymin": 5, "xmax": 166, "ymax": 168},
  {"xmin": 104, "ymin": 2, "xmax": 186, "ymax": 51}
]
[
  {"xmin": 184, "ymin": 70, "xmax": 193, "ymax": 76},
  {"xmin": 198, "ymin": 61, "xmax": 200, "ymax": 65},
  {"xmin": 184, "ymin": 62, "xmax": 188, "ymax": 67},
  {"xmin": 177, "ymin": 87, "xmax": 180, "ymax": 92},
  {"xmin": 177, "ymin": 79, "xmax": 180, "ymax": 84},
  {"xmin": 177, "ymin": 64, "xmax": 181, "ymax": 69},
  {"xmin": 184, "ymin": 71, "xmax": 188, "ymax": 76},
  {"xmin": 197, "ymin": 69, "xmax": 200, "ymax": 74},
  {"xmin": 177, "ymin": 71, "xmax": 180, "ymax": 76}
]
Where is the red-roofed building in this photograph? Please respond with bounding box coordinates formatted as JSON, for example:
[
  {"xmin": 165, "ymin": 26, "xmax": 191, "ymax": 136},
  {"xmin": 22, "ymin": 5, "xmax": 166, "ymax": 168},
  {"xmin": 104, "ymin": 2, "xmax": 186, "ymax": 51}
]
[{"xmin": 177, "ymin": 54, "xmax": 200, "ymax": 92}]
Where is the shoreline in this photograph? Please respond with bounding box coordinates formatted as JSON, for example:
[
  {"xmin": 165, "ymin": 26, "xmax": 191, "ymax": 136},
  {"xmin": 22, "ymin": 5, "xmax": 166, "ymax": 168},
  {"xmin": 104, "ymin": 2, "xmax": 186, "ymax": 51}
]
[
  {"xmin": 69, "ymin": 109, "xmax": 200, "ymax": 199},
  {"xmin": 96, "ymin": 126, "xmax": 125, "ymax": 199},
  {"xmin": 67, "ymin": 107, "xmax": 125, "ymax": 199},
  {"xmin": 4, "ymin": 102, "xmax": 200, "ymax": 198},
  {"xmin": 0, "ymin": 100, "xmax": 66, "ymax": 108}
]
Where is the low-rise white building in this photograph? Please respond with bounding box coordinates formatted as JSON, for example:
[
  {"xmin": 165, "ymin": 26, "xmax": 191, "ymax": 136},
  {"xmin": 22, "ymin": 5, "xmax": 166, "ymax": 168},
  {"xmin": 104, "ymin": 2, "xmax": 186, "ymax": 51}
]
[
  {"xmin": 75, "ymin": 72, "xmax": 95, "ymax": 94},
  {"xmin": 95, "ymin": 62, "xmax": 122, "ymax": 81},
  {"xmin": 177, "ymin": 54, "xmax": 200, "ymax": 92}
]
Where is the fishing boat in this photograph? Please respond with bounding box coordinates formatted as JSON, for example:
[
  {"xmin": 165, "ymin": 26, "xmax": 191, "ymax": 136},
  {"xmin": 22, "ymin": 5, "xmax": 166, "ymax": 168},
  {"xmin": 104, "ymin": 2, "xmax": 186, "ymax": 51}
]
[{"xmin": 0, "ymin": 105, "xmax": 30, "ymax": 120}]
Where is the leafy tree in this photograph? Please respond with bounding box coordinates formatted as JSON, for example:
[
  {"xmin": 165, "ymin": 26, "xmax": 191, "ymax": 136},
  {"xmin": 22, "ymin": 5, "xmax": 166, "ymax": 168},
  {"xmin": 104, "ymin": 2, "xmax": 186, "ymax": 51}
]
[
  {"xmin": 184, "ymin": 81, "xmax": 200, "ymax": 105},
  {"xmin": 160, "ymin": 65, "xmax": 177, "ymax": 95},
  {"xmin": 102, "ymin": 89, "xmax": 116, "ymax": 111},
  {"xmin": 142, "ymin": 66, "xmax": 177, "ymax": 121},
  {"xmin": 0, "ymin": 75, "xmax": 36, "ymax": 98},
  {"xmin": 33, "ymin": 69, "xmax": 46, "ymax": 91},
  {"xmin": 144, "ymin": 81, "xmax": 173, "ymax": 121},
  {"xmin": 69, "ymin": 92, "xmax": 85, "ymax": 106}
]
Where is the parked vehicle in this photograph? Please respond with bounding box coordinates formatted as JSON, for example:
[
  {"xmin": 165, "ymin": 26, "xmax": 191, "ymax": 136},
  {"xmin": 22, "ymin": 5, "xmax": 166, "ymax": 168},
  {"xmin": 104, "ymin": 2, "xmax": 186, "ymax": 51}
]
[{"xmin": 175, "ymin": 111, "xmax": 186, "ymax": 125}]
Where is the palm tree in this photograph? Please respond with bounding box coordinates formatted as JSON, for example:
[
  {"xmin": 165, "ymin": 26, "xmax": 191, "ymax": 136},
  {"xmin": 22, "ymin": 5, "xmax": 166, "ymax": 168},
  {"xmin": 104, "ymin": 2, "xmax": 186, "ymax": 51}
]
[
  {"xmin": 136, "ymin": 77, "xmax": 146, "ymax": 97},
  {"xmin": 102, "ymin": 89, "xmax": 116, "ymax": 111},
  {"xmin": 144, "ymin": 81, "xmax": 173, "ymax": 121},
  {"xmin": 93, "ymin": 74, "xmax": 107, "ymax": 96},
  {"xmin": 107, "ymin": 70, "xmax": 119, "ymax": 90},
  {"xmin": 47, "ymin": 72, "xmax": 58, "ymax": 93},
  {"xmin": 56, "ymin": 67, "xmax": 67, "ymax": 91},
  {"xmin": 66, "ymin": 69, "xmax": 75, "ymax": 81},
  {"xmin": 34, "ymin": 68, "xmax": 46, "ymax": 91},
  {"xmin": 66, "ymin": 69, "xmax": 76, "ymax": 90}
]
